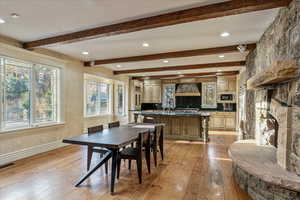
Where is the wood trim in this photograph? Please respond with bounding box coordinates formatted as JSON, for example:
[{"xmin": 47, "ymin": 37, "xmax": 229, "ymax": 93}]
[
  {"xmin": 84, "ymin": 44, "xmax": 256, "ymax": 66},
  {"xmin": 132, "ymin": 71, "xmax": 239, "ymax": 80},
  {"xmin": 23, "ymin": 0, "xmax": 290, "ymax": 49},
  {"xmin": 114, "ymin": 61, "xmax": 245, "ymax": 75}
]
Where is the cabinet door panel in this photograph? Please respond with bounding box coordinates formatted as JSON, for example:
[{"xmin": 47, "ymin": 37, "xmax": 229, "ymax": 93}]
[
  {"xmin": 152, "ymin": 85, "xmax": 161, "ymax": 103},
  {"xmin": 213, "ymin": 117, "xmax": 225, "ymax": 128},
  {"xmin": 143, "ymin": 85, "xmax": 153, "ymax": 103},
  {"xmin": 225, "ymin": 117, "xmax": 236, "ymax": 129}
]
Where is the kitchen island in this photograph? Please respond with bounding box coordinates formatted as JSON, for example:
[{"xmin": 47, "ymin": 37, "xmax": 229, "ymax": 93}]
[{"xmin": 133, "ymin": 111, "xmax": 210, "ymax": 142}]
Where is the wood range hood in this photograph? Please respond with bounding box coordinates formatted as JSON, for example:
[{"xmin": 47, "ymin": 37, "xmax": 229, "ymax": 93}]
[{"xmin": 247, "ymin": 60, "xmax": 299, "ymax": 90}]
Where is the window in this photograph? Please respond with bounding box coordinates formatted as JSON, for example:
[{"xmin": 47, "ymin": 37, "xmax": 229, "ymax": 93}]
[
  {"xmin": 85, "ymin": 80, "xmax": 111, "ymax": 117},
  {"xmin": 0, "ymin": 57, "xmax": 60, "ymax": 131},
  {"xmin": 116, "ymin": 84, "xmax": 125, "ymax": 115}
]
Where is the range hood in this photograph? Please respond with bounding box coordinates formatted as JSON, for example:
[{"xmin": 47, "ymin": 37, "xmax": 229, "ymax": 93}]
[{"xmin": 175, "ymin": 83, "xmax": 201, "ymax": 96}]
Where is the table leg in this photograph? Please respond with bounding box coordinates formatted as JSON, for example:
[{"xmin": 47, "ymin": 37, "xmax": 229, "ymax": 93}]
[
  {"xmin": 159, "ymin": 127, "xmax": 164, "ymax": 160},
  {"xmin": 75, "ymin": 151, "xmax": 111, "ymax": 187},
  {"xmin": 110, "ymin": 149, "xmax": 118, "ymax": 194}
]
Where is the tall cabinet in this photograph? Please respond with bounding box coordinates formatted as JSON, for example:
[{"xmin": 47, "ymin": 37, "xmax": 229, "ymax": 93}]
[{"xmin": 143, "ymin": 80, "xmax": 162, "ymax": 103}]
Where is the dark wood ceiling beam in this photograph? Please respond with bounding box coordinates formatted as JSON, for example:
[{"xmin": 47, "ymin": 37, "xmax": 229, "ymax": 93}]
[
  {"xmin": 84, "ymin": 43, "xmax": 256, "ymax": 66},
  {"xmin": 23, "ymin": 0, "xmax": 290, "ymax": 49},
  {"xmin": 132, "ymin": 71, "xmax": 239, "ymax": 80},
  {"xmin": 113, "ymin": 61, "xmax": 245, "ymax": 75}
]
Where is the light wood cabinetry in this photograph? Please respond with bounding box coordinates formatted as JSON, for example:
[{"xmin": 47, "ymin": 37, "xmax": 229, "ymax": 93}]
[
  {"xmin": 217, "ymin": 76, "xmax": 236, "ymax": 93},
  {"xmin": 143, "ymin": 80, "xmax": 161, "ymax": 103},
  {"xmin": 207, "ymin": 112, "xmax": 236, "ymax": 130}
]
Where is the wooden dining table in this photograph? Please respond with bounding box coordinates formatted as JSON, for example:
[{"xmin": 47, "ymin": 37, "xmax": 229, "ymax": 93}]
[{"xmin": 62, "ymin": 123, "xmax": 164, "ymax": 194}]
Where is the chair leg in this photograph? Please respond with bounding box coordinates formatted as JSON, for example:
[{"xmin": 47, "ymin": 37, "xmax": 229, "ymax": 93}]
[
  {"xmin": 136, "ymin": 158, "xmax": 142, "ymax": 184},
  {"xmin": 117, "ymin": 158, "xmax": 121, "ymax": 179},
  {"xmin": 105, "ymin": 161, "xmax": 108, "ymax": 174},
  {"xmin": 128, "ymin": 160, "xmax": 131, "ymax": 170},
  {"xmin": 153, "ymin": 145, "xmax": 158, "ymax": 167},
  {"xmin": 159, "ymin": 135, "xmax": 164, "ymax": 160},
  {"xmin": 146, "ymin": 148, "xmax": 151, "ymax": 174},
  {"xmin": 87, "ymin": 146, "xmax": 93, "ymax": 171}
]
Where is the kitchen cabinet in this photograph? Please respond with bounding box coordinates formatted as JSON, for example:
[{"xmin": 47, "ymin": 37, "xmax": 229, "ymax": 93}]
[
  {"xmin": 162, "ymin": 84, "xmax": 175, "ymax": 108},
  {"xmin": 217, "ymin": 76, "xmax": 236, "ymax": 93},
  {"xmin": 202, "ymin": 82, "xmax": 217, "ymax": 109},
  {"xmin": 206, "ymin": 112, "xmax": 236, "ymax": 130},
  {"xmin": 143, "ymin": 80, "xmax": 161, "ymax": 103}
]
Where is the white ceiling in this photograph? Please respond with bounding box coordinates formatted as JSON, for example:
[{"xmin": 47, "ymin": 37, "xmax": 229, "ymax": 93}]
[
  {"xmin": 0, "ymin": 0, "xmax": 227, "ymax": 41},
  {"xmin": 0, "ymin": 0, "xmax": 280, "ymax": 76}
]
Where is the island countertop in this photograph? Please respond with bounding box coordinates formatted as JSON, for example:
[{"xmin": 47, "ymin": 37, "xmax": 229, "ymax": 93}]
[{"xmin": 133, "ymin": 111, "xmax": 210, "ymax": 117}]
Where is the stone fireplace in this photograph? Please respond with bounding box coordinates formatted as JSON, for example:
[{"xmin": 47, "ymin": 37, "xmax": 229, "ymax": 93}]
[{"xmin": 256, "ymin": 90, "xmax": 293, "ymax": 170}]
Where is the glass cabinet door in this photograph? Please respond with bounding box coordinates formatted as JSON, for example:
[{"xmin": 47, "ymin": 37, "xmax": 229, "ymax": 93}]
[
  {"xmin": 162, "ymin": 84, "xmax": 175, "ymax": 109},
  {"xmin": 202, "ymin": 82, "xmax": 217, "ymax": 109}
]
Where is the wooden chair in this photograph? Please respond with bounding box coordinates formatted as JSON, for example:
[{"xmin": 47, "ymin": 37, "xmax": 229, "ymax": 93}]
[
  {"xmin": 142, "ymin": 117, "xmax": 164, "ymax": 166},
  {"xmin": 108, "ymin": 121, "xmax": 120, "ymax": 128},
  {"xmin": 116, "ymin": 130, "xmax": 151, "ymax": 184},
  {"xmin": 87, "ymin": 125, "xmax": 109, "ymax": 173}
]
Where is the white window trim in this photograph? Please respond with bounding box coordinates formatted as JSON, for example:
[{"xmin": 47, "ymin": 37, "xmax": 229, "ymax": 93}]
[
  {"xmin": 115, "ymin": 83, "xmax": 126, "ymax": 116},
  {"xmin": 84, "ymin": 79, "xmax": 112, "ymax": 118},
  {"xmin": 0, "ymin": 55, "xmax": 62, "ymax": 132}
]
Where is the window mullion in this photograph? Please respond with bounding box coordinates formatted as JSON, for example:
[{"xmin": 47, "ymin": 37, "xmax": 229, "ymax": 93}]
[{"xmin": 30, "ymin": 64, "xmax": 36, "ymax": 127}]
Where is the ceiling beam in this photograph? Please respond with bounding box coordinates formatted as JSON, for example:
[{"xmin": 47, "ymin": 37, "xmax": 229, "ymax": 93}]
[
  {"xmin": 132, "ymin": 71, "xmax": 239, "ymax": 80},
  {"xmin": 113, "ymin": 61, "xmax": 245, "ymax": 75},
  {"xmin": 23, "ymin": 0, "xmax": 290, "ymax": 49},
  {"xmin": 84, "ymin": 43, "xmax": 256, "ymax": 66}
]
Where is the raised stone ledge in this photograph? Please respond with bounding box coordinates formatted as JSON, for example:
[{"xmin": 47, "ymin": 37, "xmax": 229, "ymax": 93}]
[
  {"xmin": 247, "ymin": 60, "xmax": 298, "ymax": 90},
  {"xmin": 229, "ymin": 140, "xmax": 300, "ymax": 192}
]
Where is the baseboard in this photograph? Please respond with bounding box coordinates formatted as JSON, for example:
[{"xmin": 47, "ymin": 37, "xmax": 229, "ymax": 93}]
[{"xmin": 0, "ymin": 141, "xmax": 69, "ymax": 166}]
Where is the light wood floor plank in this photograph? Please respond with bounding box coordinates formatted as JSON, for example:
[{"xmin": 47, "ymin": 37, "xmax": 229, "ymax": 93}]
[{"xmin": 0, "ymin": 135, "xmax": 251, "ymax": 200}]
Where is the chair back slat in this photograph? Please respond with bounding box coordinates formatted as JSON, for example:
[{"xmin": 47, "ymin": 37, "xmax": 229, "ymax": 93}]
[
  {"xmin": 88, "ymin": 125, "xmax": 104, "ymax": 134},
  {"xmin": 108, "ymin": 121, "xmax": 120, "ymax": 128}
]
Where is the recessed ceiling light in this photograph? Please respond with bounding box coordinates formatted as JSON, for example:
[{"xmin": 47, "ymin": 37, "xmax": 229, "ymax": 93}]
[
  {"xmin": 179, "ymin": 74, "xmax": 184, "ymax": 77},
  {"xmin": 0, "ymin": 18, "xmax": 6, "ymax": 24},
  {"xmin": 142, "ymin": 42, "xmax": 149, "ymax": 47},
  {"xmin": 220, "ymin": 32, "xmax": 230, "ymax": 37},
  {"xmin": 116, "ymin": 65, "xmax": 122, "ymax": 68},
  {"xmin": 218, "ymin": 69, "xmax": 222, "ymax": 72},
  {"xmin": 177, "ymin": 72, "xmax": 182, "ymax": 74},
  {"xmin": 11, "ymin": 13, "xmax": 20, "ymax": 19},
  {"xmin": 163, "ymin": 60, "xmax": 169, "ymax": 63},
  {"xmin": 82, "ymin": 51, "xmax": 89, "ymax": 55},
  {"xmin": 219, "ymin": 55, "xmax": 225, "ymax": 58}
]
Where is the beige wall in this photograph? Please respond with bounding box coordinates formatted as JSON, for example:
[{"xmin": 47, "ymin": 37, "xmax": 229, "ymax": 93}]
[{"xmin": 0, "ymin": 38, "xmax": 129, "ymax": 161}]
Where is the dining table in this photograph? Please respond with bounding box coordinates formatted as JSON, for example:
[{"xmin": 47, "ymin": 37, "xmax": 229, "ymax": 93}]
[{"xmin": 62, "ymin": 123, "xmax": 164, "ymax": 194}]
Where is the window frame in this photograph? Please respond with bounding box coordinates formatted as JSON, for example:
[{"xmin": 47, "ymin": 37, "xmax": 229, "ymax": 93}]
[
  {"xmin": 115, "ymin": 83, "xmax": 125, "ymax": 116},
  {"xmin": 84, "ymin": 79, "xmax": 112, "ymax": 118},
  {"xmin": 0, "ymin": 56, "xmax": 62, "ymax": 132}
]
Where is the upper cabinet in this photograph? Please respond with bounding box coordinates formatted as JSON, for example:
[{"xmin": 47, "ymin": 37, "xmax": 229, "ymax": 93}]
[
  {"xmin": 217, "ymin": 76, "xmax": 236, "ymax": 93},
  {"xmin": 162, "ymin": 84, "xmax": 176, "ymax": 108},
  {"xmin": 202, "ymin": 82, "xmax": 217, "ymax": 109},
  {"xmin": 143, "ymin": 80, "xmax": 161, "ymax": 103}
]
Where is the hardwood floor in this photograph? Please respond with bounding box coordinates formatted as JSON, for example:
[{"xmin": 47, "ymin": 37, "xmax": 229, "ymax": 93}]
[{"xmin": 0, "ymin": 135, "xmax": 251, "ymax": 200}]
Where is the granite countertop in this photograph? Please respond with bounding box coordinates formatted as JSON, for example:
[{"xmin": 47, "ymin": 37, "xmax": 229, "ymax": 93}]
[
  {"xmin": 229, "ymin": 140, "xmax": 300, "ymax": 192},
  {"xmin": 133, "ymin": 111, "xmax": 210, "ymax": 117}
]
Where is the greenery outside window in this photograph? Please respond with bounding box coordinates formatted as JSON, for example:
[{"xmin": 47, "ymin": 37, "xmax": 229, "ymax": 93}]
[
  {"xmin": 0, "ymin": 57, "xmax": 60, "ymax": 131},
  {"xmin": 85, "ymin": 80, "xmax": 111, "ymax": 117},
  {"xmin": 116, "ymin": 84, "xmax": 125, "ymax": 115}
]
